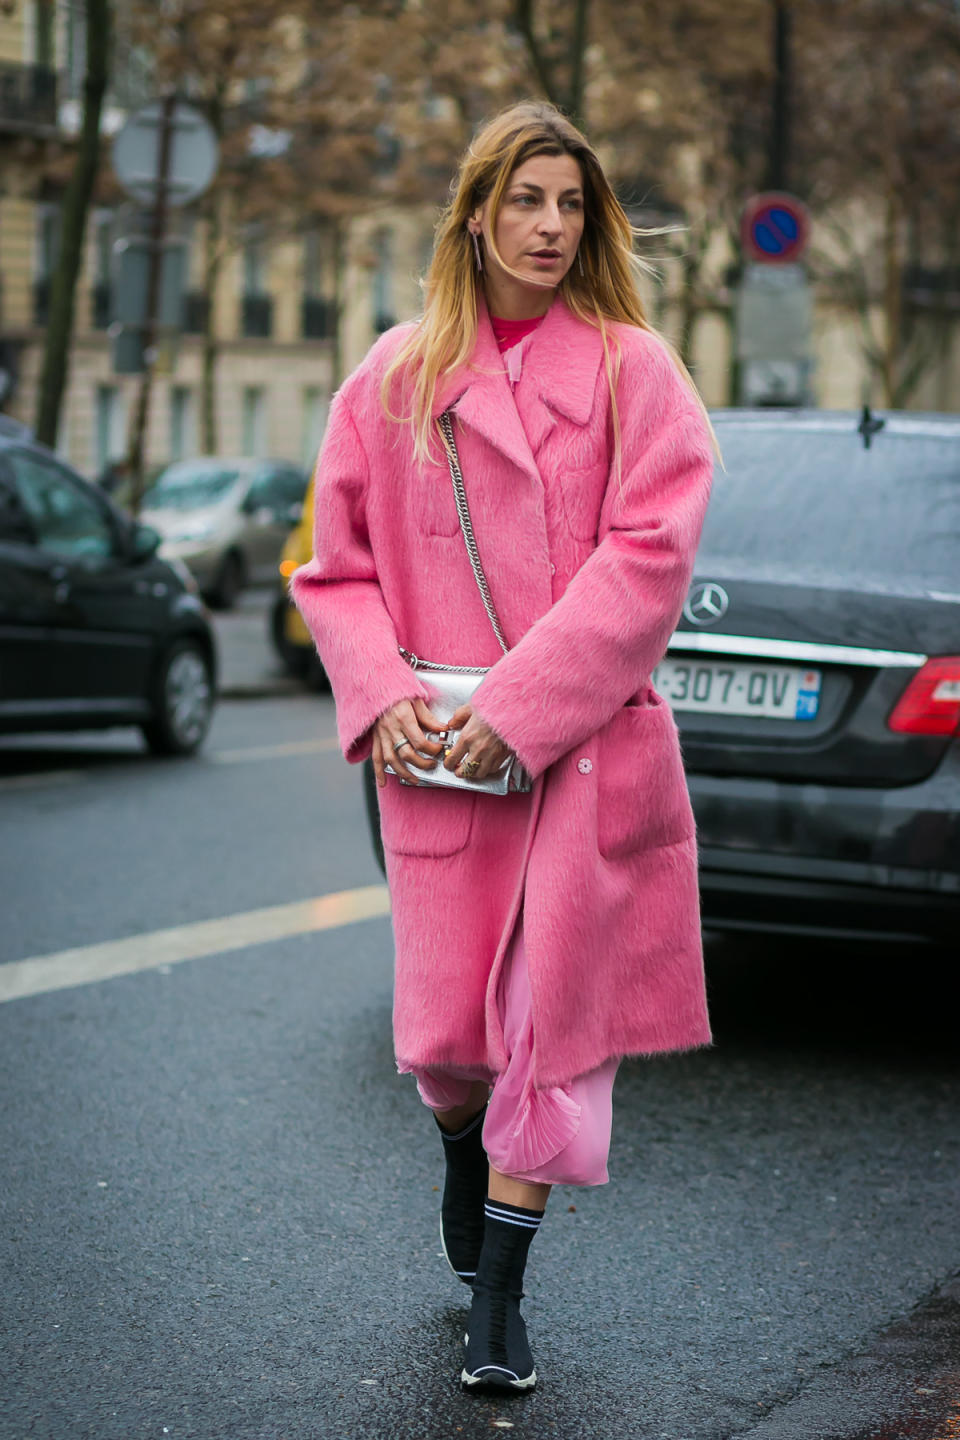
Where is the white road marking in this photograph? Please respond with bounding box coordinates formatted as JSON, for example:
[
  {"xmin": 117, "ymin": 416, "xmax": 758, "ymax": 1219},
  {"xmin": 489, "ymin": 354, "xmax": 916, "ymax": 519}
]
[
  {"xmin": 0, "ymin": 770, "xmax": 85, "ymax": 793},
  {"xmin": 0, "ymin": 884, "xmax": 391, "ymax": 1004},
  {"xmin": 209, "ymin": 738, "xmax": 341, "ymax": 763}
]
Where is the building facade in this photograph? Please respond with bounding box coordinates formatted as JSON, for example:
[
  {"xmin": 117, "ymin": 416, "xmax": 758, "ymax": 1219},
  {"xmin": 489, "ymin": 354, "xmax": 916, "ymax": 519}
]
[{"xmin": 1, "ymin": 2, "xmax": 958, "ymax": 483}]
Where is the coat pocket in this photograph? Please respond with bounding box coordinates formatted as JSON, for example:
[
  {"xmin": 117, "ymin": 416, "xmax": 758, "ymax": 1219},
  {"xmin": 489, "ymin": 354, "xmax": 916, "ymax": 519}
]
[
  {"xmin": 414, "ymin": 467, "xmax": 461, "ymax": 536},
  {"xmin": 378, "ymin": 779, "xmax": 476, "ymax": 857},
  {"xmin": 596, "ymin": 699, "xmax": 694, "ymax": 860},
  {"xmin": 557, "ymin": 458, "xmax": 609, "ymax": 542}
]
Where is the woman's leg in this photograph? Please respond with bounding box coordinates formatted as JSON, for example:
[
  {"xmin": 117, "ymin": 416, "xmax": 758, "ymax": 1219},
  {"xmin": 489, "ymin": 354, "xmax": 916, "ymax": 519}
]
[
  {"xmin": 434, "ymin": 1080, "xmax": 491, "ymax": 1135},
  {"xmin": 488, "ymin": 1171, "xmax": 550, "ymax": 1210},
  {"xmin": 414, "ymin": 1072, "xmax": 492, "ymax": 1285}
]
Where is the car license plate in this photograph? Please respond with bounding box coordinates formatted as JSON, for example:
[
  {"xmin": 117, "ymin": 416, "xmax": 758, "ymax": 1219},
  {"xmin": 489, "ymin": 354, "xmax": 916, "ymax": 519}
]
[{"xmin": 652, "ymin": 658, "xmax": 822, "ymax": 720}]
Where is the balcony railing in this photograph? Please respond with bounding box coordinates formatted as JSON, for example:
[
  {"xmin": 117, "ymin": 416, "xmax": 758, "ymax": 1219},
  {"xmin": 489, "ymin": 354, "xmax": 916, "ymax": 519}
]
[
  {"xmin": 0, "ymin": 63, "xmax": 57, "ymax": 129},
  {"xmin": 302, "ymin": 296, "xmax": 334, "ymax": 339},
  {"xmin": 241, "ymin": 292, "xmax": 273, "ymax": 338}
]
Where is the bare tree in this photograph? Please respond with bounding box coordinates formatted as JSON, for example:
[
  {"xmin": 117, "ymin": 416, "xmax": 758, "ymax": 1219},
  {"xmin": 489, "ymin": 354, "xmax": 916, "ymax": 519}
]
[
  {"xmin": 34, "ymin": 0, "xmax": 112, "ymax": 448},
  {"xmin": 795, "ymin": 0, "xmax": 960, "ymax": 405}
]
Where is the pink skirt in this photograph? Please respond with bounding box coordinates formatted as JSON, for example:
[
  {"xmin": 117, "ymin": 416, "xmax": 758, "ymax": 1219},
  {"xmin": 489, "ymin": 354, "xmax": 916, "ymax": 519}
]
[{"xmin": 413, "ymin": 922, "xmax": 618, "ymax": 1187}]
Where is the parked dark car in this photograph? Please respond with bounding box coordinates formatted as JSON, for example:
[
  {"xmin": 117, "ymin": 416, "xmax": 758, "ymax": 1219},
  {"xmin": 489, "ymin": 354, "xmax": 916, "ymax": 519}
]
[
  {"xmin": 0, "ymin": 426, "xmax": 217, "ymax": 755},
  {"xmin": 363, "ymin": 409, "xmax": 960, "ymax": 945},
  {"xmin": 672, "ymin": 408, "xmax": 959, "ymax": 946}
]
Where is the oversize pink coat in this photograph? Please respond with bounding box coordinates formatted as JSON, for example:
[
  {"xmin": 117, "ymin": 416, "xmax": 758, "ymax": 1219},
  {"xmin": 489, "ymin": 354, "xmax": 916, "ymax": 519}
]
[{"xmin": 292, "ymin": 297, "xmax": 714, "ymax": 1089}]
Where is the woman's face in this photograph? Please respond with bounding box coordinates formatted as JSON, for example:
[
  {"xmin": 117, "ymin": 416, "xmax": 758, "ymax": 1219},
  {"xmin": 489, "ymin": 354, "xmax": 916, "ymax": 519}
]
[{"xmin": 472, "ymin": 152, "xmax": 586, "ymax": 312}]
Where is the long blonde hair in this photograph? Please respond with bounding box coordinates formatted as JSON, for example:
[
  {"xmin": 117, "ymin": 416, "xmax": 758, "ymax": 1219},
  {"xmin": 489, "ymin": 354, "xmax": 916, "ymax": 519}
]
[{"xmin": 382, "ymin": 101, "xmax": 710, "ymax": 465}]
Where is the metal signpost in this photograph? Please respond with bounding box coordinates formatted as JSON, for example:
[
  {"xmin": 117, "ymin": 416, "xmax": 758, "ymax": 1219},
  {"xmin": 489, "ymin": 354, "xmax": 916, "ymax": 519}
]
[
  {"xmin": 736, "ymin": 191, "xmax": 813, "ymax": 407},
  {"xmin": 111, "ymin": 99, "xmax": 219, "ymax": 510}
]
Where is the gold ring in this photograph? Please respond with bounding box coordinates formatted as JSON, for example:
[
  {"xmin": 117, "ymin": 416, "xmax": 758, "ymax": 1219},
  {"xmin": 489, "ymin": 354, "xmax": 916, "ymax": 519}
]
[{"xmin": 460, "ymin": 757, "xmax": 480, "ymax": 778}]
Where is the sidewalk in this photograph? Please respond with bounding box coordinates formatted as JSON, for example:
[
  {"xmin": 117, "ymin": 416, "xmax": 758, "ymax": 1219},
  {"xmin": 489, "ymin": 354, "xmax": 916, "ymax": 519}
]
[{"xmin": 209, "ymin": 586, "xmax": 303, "ymax": 700}]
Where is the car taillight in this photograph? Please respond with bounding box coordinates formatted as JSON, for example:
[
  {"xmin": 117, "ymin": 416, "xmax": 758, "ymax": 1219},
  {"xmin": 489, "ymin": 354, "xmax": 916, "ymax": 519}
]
[{"xmin": 888, "ymin": 657, "xmax": 960, "ymax": 735}]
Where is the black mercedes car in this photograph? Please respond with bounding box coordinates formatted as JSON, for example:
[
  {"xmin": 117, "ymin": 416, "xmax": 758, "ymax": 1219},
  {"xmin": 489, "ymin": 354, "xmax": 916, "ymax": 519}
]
[
  {"xmin": 0, "ymin": 421, "xmax": 217, "ymax": 755},
  {"xmin": 669, "ymin": 408, "xmax": 959, "ymax": 946},
  {"xmin": 362, "ymin": 408, "xmax": 959, "ymax": 946}
]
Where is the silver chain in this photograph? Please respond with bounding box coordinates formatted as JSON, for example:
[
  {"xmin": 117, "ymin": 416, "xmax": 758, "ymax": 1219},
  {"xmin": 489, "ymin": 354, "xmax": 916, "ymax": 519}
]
[{"xmin": 438, "ymin": 410, "xmax": 510, "ymax": 655}]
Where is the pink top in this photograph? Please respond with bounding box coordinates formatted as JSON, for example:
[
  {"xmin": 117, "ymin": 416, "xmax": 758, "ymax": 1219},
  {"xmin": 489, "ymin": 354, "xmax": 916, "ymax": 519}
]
[{"xmin": 490, "ymin": 313, "xmax": 545, "ymax": 352}]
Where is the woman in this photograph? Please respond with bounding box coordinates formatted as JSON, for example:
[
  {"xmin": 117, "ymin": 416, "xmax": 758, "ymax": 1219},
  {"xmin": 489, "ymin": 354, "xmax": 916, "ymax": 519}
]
[{"xmin": 292, "ymin": 100, "xmax": 714, "ymax": 1393}]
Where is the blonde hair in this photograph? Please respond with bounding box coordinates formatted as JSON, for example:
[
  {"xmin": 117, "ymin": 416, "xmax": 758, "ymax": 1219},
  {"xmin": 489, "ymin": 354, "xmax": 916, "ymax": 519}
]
[{"xmin": 382, "ymin": 100, "xmax": 712, "ymax": 466}]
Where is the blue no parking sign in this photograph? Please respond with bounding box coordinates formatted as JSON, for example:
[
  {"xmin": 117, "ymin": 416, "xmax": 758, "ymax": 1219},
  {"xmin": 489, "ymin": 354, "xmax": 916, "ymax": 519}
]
[{"xmin": 741, "ymin": 192, "xmax": 810, "ymax": 264}]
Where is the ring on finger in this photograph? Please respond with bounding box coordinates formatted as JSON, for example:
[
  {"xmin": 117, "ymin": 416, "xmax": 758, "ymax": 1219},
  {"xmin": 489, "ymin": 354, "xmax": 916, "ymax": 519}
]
[
  {"xmin": 460, "ymin": 756, "xmax": 480, "ymax": 778},
  {"xmin": 394, "ymin": 736, "xmax": 411, "ymax": 752}
]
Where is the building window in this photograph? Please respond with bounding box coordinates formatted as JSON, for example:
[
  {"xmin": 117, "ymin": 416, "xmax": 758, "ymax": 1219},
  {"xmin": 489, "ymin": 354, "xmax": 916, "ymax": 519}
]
[
  {"xmin": 241, "ymin": 386, "xmax": 267, "ymax": 457},
  {"xmin": 241, "ymin": 230, "xmax": 272, "ymax": 337},
  {"xmin": 34, "ymin": 204, "xmax": 61, "ymax": 327},
  {"xmin": 243, "ymin": 231, "xmax": 266, "ymax": 295},
  {"xmin": 64, "ymin": 2, "xmax": 88, "ymax": 100},
  {"xmin": 170, "ymin": 386, "xmax": 196, "ymax": 462},
  {"xmin": 91, "ymin": 209, "xmax": 114, "ymax": 330},
  {"xmin": 301, "ymin": 387, "xmax": 328, "ymax": 467},
  {"xmin": 183, "ymin": 291, "xmax": 210, "ymax": 334},
  {"xmin": 95, "ymin": 384, "xmax": 125, "ymax": 476},
  {"xmin": 372, "ymin": 227, "xmax": 395, "ymax": 334},
  {"xmin": 302, "ymin": 229, "xmax": 333, "ymax": 339},
  {"xmin": 34, "ymin": 0, "xmax": 56, "ymax": 69}
]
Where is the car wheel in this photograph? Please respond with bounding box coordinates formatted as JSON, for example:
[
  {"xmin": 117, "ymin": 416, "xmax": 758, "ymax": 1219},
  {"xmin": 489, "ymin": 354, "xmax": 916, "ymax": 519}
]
[
  {"xmin": 141, "ymin": 640, "xmax": 215, "ymax": 756},
  {"xmin": 208, "ymin": 551, "xmax": 244, "ymax": 610},
  {"xmin": 304, "ymin": 650, "xmax": 330, "ymax": 692},
  {"xmin": 270, "ymin": 593, "xmax": 308, "ymax": 675}
]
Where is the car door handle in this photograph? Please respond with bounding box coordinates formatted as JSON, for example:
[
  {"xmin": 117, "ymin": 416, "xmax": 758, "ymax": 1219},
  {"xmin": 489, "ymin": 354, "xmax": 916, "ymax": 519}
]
[{"xmin": 45, "ymin": 562, "xmax": 70, "ymax": 603}]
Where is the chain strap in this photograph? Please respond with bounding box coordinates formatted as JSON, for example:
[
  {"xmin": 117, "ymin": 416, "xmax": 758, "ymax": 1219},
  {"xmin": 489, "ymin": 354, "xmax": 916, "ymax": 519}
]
[
  {"xmin": 398, "ymin": 648, "xmax": 488, "ymax": 675},
  {"xmin": 438, "ymin": 410, "xmax": 510, "ymax": 656}
]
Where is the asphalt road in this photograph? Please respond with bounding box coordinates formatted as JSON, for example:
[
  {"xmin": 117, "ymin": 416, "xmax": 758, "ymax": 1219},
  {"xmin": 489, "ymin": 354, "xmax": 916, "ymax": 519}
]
[{"xmin": 1, "ymin": 691, "xmax": 958, "ymax": 1440}]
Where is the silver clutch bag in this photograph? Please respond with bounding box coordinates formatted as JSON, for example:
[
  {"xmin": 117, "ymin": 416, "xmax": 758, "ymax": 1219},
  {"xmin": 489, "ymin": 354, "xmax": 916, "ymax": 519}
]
[
  {"xmin": 390, "ymin": 652, "xmax": 531, "ymax": 795},
  {"xmin": 388, "ymin": 411, "xmax": 532, "ymax": 797}
]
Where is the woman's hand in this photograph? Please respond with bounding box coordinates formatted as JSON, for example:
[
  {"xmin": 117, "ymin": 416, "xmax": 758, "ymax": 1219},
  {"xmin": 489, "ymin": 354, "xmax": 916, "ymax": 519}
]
[
  {"xmin": 372, "ymin": 698, "xmax": 447, "ymax": 788},
  {"xmin": 442, "ymin": 703, "xmax": 512, "ymax": 782}
]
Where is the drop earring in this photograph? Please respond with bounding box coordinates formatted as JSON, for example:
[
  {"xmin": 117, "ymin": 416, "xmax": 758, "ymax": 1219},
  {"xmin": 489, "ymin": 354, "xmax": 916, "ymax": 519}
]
[
  {"xmin": 578, "ymin": 247, "xmax": 585, "ymax": 277},
  {"xmin": 471, "ymin": 230, "xmax": 483, "ymax": 272}
]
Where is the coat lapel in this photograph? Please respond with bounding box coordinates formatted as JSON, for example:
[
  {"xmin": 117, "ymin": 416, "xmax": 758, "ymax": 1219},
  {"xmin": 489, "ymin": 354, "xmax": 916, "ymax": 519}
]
[
  {"xmin": 514, "ymin": 297, "xmax": 606, "ymax": 454},
  {"xmin": 431, "ymin": 300, "xmax": 540, "ymax": 485},
  {"xmin": 431, "ymin": 295, "xmax": 605, "ymax": 458}
]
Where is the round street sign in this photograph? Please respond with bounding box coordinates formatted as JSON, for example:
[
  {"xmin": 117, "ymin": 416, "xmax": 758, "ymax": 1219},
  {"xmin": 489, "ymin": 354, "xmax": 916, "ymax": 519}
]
[
  {"xmin": 113, "ymin": 100, "xmax": 219, "ymax": 208},
  {"xmin": 741, "ymin": 192, "xmax": 810, "ymax": 265}
]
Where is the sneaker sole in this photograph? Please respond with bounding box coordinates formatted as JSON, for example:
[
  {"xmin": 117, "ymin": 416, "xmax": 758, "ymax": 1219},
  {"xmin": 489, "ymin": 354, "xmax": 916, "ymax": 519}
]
[
  {"xmin": 439, "ymin": 1218, "xmax": 476, "ymax": 1286},
  {"xmin": 460, "ymin": 1366, "xmax": 537, "ymax": 1393}
]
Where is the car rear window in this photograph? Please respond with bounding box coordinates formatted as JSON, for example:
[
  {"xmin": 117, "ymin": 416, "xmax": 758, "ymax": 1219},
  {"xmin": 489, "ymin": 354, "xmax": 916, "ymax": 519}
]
[
  {"xmin": 145, "ymin": 462, "xmax": 244, "ymax": 510},
  {"xmin": 702, "ymin": 424, "xmax": 960, "ymax": 594}
]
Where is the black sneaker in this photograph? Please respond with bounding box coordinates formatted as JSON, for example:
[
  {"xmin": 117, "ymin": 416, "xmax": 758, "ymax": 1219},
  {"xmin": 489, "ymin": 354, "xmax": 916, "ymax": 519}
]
[
  {"xmin": 461, "ymin": 1288, "xmax": 537, "ymax": 1392},
  {"xmin": 437, "ymin": 1107, "xmax": 488, "ymax": 1285}
]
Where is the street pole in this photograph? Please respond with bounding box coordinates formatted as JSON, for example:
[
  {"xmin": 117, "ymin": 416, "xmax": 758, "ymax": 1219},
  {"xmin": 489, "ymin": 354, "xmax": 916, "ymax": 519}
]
[
  {"xmin": 126, "ymin": 91, "xmax": 175, "ymax": 517},
  {"xmin": 769, "ymin": 0, "xmax": 791, "ymax": 192}
]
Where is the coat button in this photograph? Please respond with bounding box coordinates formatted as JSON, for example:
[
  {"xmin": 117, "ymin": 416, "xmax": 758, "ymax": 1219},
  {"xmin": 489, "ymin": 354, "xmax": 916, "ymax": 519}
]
[
  {"xmin": 577, "ymin": 757, "xmax": 593, "ymax": 774},
  {"xmin": 549, "ymin": 562, "xmax": 556, "ymax": 575}
]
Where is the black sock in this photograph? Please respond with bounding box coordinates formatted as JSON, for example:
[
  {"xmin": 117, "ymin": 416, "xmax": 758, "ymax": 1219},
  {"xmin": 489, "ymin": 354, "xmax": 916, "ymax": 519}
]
[
  {"xmin": 436, "ymin": 1105, "xmax": 489, "ymax": 1284},
  {"xmin": 476, "ymin": 1198, "xmax": 544, "ymax": 1296},
  {"xmin": 435, "ymin": 1106, "xmax": 486, "ymax": 1142}
]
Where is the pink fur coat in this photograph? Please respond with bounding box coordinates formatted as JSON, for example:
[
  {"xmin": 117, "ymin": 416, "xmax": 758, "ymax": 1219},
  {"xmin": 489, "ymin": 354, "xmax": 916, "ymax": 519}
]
[{"xmin": 292, "ymin": 297, "xmax": 714, "ymax": 1088}]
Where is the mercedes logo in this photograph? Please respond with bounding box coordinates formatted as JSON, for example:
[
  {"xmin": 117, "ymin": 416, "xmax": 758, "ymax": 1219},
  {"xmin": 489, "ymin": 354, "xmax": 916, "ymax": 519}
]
[{"xmin": 683, "ymin": 581, "xmax": 729, "ymax": 626}]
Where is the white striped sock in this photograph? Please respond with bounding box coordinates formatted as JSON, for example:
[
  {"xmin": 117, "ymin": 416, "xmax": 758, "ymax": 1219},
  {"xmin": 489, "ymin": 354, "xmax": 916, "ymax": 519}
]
[{"xmin": 484, "ymin": 1201, "xmax": 543, "ymax": 1230}]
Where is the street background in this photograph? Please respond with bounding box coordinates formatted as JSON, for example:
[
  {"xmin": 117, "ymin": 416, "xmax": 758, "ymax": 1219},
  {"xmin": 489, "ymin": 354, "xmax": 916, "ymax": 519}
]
[{"xmin": 2, "ymin": 589, "xmax": 958, "ymax": 1440}]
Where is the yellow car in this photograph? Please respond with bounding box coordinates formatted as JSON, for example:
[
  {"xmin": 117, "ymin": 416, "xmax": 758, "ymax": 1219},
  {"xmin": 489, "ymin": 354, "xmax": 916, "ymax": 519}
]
[{"xmin": 268, "ymin": 478, "xmax": 328, "ymax": 690}]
